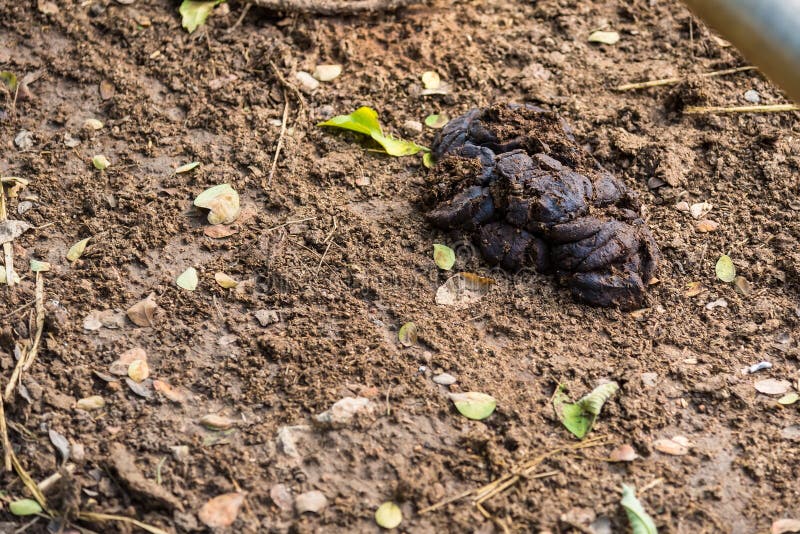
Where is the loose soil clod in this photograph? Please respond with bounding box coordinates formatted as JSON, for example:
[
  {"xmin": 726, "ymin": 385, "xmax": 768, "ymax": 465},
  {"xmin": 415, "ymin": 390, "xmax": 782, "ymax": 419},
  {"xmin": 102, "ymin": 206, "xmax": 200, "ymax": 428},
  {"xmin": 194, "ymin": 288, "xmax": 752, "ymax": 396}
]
[{"xmin": 426, "ymin": 105, "xmax": 660, "ymax": 309}]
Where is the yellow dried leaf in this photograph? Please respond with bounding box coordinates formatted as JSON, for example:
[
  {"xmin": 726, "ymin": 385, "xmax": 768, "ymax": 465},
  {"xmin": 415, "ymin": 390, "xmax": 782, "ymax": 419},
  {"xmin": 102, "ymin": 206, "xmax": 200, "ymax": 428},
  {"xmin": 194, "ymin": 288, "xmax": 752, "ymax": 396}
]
[{"xmin": 67, "ymin": 237, "xmax": 91, "ymax": 261}]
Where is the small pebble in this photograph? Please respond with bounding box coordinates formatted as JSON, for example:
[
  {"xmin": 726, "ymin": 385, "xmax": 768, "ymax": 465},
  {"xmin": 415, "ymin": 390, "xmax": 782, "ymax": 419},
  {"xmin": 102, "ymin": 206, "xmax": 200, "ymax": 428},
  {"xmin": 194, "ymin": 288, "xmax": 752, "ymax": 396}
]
[
  {"xmin": 63, "ymin": 132, "xmax": 81, "ymax": 148},
  {"xmin": 14, "ymin": 130, "xmax": 34, "ymax": 150},
  {"xmin": 743, "ymin": 361, "xmax": 772, "ymax": 374},
  {"xmin": 295, "ymin": 490, "xmax": 328, "ymax": 514},
  {"xmin": 705, "ymin": 298, "xmax": 727, "ymax": 310},
  {"xmin": 17, "ymin": 201, "xmax": 33, "ymax": 214},
  {"xmin": 433, "ymin": 373, "xmax": 456, "ymax": 385},
  {"xmin": 313, "ymin": 64, "xmax": 342, "ymax": 82},
  {"xmin": 744, "ymin": 89, "xmax": 761, "ymax": 104},
  {"xmin": 295, "ymin": 71, "xmax": 319, "ymax": 93},
  {"xmin": 641, "ymin": 372, "xmax": 658, "ymax": 387},
  {"xmin": 403, "ymin": 120, "xmax": 423, "ymax": 136}
]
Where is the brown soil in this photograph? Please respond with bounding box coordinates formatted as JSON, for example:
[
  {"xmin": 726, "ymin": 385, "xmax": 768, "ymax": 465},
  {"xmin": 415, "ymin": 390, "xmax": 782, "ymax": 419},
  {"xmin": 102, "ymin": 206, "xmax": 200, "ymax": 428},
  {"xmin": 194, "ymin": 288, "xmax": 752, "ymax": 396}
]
[{"xmin": 1, "ymin": 0, "xmax": 800, "ymax": 533}]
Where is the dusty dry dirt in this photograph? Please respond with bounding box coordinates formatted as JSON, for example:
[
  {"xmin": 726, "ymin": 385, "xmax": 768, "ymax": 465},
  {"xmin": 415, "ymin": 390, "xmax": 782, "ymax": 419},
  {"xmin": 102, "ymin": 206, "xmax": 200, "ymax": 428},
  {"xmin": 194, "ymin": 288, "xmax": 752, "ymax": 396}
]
[{"xmin": 2, "ymin": 0, "xmax": 800, "ymax": 532}]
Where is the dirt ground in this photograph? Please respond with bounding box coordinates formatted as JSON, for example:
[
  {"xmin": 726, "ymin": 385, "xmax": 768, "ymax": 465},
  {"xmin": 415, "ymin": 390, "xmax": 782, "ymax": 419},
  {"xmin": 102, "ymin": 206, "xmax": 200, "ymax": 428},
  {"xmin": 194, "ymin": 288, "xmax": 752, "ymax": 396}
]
[{"xmin": 1, "ymin": 0, "xmax": 800, "ymax": 532}]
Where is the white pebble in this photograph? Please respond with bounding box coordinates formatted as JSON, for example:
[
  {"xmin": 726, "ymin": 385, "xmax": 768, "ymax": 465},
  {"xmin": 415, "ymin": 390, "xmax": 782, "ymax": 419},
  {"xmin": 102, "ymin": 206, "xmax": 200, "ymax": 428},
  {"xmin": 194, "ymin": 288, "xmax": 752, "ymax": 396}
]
[
  {"xmin": 295, "ymin": 71, "xmax": 319, "ymax": 93},
  {"xmin": 744, "ymin": 89, "xmax": 761, "ymax": 104},
  {"xmin": 705, "ymin": 298, "xmax": 728, "ymax": 310},
  {"xmin": 313, "ymin": 64, "xmax": 342, "ymax": 82},
  {"xmin": 433, "ymin": 373, "xmax": 457, "ymax": 385}
]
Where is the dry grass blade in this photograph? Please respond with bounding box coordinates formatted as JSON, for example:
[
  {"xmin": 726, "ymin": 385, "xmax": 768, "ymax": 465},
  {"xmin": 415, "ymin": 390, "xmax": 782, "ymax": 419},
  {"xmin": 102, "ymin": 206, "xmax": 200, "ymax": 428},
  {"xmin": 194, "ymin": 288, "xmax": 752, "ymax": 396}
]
[
  {"xmin": 615, "ymin": 65, "xmax": 756, "ymax": 91},
  {"xmin": 267, "ymin": 91, "xmax": 290, "ymax": 189},
  {"xmin": 0, "ymin": 394, "xmax": 10, "ymax": 471},
  {"xmin": 0, "ymin": 181, "xmax": 15, "ymax": 288},
  {"xmin": 248, "ymin": 0, "xmax": 419, "ymax": 15},
  {"xmin": 419, "ymin": 435, "xmax": 609, "ymax": 515},
  {"xmin": 684, "ymin": 103, "xmax": 799, "ymax": 114},
  {"xmin": 4, "ymin": 271, "xmax": 45, "ymax": 401},
  {"xmin": 10, "ymin": 448, "xmax": 50, "ymax": 513},
  {"xmin": 77, "ymin": 512, "xmax": 170, "ymax": 534}
]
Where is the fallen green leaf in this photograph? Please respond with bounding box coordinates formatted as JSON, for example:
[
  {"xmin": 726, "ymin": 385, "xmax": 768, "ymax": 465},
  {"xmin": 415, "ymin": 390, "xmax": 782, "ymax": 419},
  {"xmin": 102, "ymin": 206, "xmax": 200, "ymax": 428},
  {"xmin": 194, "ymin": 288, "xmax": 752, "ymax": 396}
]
[
  {"xmin": 318, "ymin": 107, "xmax": 428, "ymax": 157},
  {"xmin": 423, "ymin": 152, "xmax": 435, "ymax": 169},
  {"xmin": 179, "ymin": 0, "xmax": 225, "ymax": 33},
  {"xmin": 0, "ymin": 71, "xmax": 18, "ymax": 91},
  {"xmin": 177, "ymin": 267, "xmax": 199, "ymax": 291},
  {"xmin": 398, "ymin": 322, "xmax": 417, "ymax": 347},
  {"xmin": 433, "ymin": 244, "xmax": 455, "ymax": 270},
  {"xmin": 778, "ymin": 392, "xmax": 799, "ymax": 406},
  {"xmin": 92, "ymin": 154, "xmax": 110, "ymax": 170},
  {"xmin": 620, "ymin": 484, "xmax": 658, "ymax": 534},
  {"xmin": 375, "ymin": 501, "xmax": 402, "ymax": 529},
  {"xmin": 30, "ymin": 259, "xmax": 50, "ymax": 272},
  {"xmin": 175, "ymin": 161, "xmax": 200, "ymax": 174},
  {"xmin": 67, "ymin": 237, "xmax": 91, "ymax": 262},
  {"xmin": 450, "ymin": 391, "xmax": 496, "ymax": 420},
  {"xmin": 553, "ymin": 381, "xmax": 618, "ymax": 439},
  {"xmin": 588, "ymin": 30, "xmax": 620, "ymax": 45},
  {"xmin": 424, "ymin": 114, "xmax": 449, "ymax": 129},
  {"xmin": 9, "ymin": 498, "xmax": 42, "ymax": 516},
  {"xmin": 715, "ymin": 254, "xmax": 736, "ymax": 282}
]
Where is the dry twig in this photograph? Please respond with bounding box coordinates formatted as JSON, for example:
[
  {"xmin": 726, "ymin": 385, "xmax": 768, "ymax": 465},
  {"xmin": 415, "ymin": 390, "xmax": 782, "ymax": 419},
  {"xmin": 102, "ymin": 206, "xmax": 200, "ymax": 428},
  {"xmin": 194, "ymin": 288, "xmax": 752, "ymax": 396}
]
[
  {"xmin": 615, "ymin": 65, "xmax": 756, "ymax": 91},
  {"xmin": 684, "ymin": 103, "xmax": 799, "ymax": 114},
  {"xmin": 5, "ymin": 270, "xmax": 45, "ymax": 401},
  {"xmin": 267, "ymin": 90, "xmax": 290, "ymax": 189},
  {"xmin": 248, "ymin": 0, "xmax": 418, "ymax": 15},
  {"xmin": 0, "ymin": 181, "xmax": 15, "ymax": 288}
]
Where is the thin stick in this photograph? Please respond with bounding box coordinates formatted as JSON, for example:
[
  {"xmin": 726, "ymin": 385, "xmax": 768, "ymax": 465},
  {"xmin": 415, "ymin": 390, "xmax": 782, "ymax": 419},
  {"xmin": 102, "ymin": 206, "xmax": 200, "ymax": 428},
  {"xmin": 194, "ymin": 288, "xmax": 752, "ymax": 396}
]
[
  {"xmin": 266, "ymin": 216, "xmax": 317, "ymax": 232},
  {"xmin": 0, "ymin": 392, "xmax": 10, "ymax": 471},
  {"xmin": 267, "ymin": 91, "xmax": 290, "ymax": 189},
  {"xmin": 0, "ymin": 183, "xmax": 15, "ymax": 288},
  {"xmin": 225, "ymin": 2, "xmax": 251, "ymax": 33},
  {"xmin": 315, "ymin": 218, "xmax": 338, "ymax": 274},
  {"xmin": 615, "ymin": 65, "xmax": 756, "ymax": 91},
  {"xmin": 5, "ymin": 271, "xmax": 45, "ymax": 401},
  {"xmin": 77, "ymin": 512, "xmax": 169, "ymax": 534},
  {"xmin": 684, "ymin": 103, "xmax": 799, "ymax": 114},
  {"xmin": 248, "ymin": 0, "xmax": 417, "ymax": 15},
  {"xmin": 268, "ymin": 60, "xmax": 306, "ymax": 115},
  {"xmin": 0, "ymin": 300, "xmax": 34, "ymax": 320}
]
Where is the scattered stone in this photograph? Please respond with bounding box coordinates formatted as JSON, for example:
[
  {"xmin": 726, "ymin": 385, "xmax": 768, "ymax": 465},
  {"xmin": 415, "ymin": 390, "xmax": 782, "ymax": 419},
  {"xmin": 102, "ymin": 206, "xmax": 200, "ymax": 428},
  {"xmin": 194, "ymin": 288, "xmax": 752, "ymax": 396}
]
[
  {"xmin": 295, "ymin": 490, "xmax": 328, "ymax": 514},
  {"xmin": 744, "ymin": 89, "xmax": 761, "ymax": 104},
  {"xmin": 71, "ymin": 442, "xmax": 86, "ymax": 463},
  {"xmin": 171, "ymin": 445, "xmax": 190, "ymax": 461},
  {"xmin": 270, "ymin": 484, "xmax": 294, "ymax": 511},
  {"xmin": 198, "ymin": 492, "xmax": 245, "ymax": 527},
  {"xmin": 83, "ymin": 118, "xmax": 104, "ymax": 130},
  {"xmin": 689, "ymin": 201, "xmax": 712, "ymax": 219},
  {"xmin": 0, "ymin": 220, "xmax": 32, "ymax": 245},
  {"xmin": 433, "ymin": 373, "xmax": 456, "ymax": 385},
  {"xmin": 315, "ymin": 396, "xmax": 372, "ymax": 426},
  {"xmin": 695, "ymin": 219, "xmax": 719, "ymax": 233},
  {"xmin": 653, "ymin": 436, "xmax": 691, "ymax": 455},
  {"xmin": 780, "ymin": 425, "xmax": 800, "ymax": 441},
  {"xmin": 313, "ymin": 64, "xmax": 342, "ymax": 82},
  {"xmin": 76, "ymin": 395, "xmax": 105, "ymax": 411},
  {"xmin": 674, "ymin": 201, "xmax": 690, "ymax": 212},
  {"xmin": 609, "ymin": 444, "xmax": 638, "ymax": 462},
  {"xmin": 63, "ymin": 132, "xmax": 81, "ymax": 148},
  {"xmin": 295, "ymin": 71, "xmax": 319, "ymax": 93},
  {"xmin": 705, "ymin": 298, "xmax": 728, "ymax": 310},
  {"xmin": 403, "ymin": 120, "xmax": 423, "ymax": 136},
  {"xmin": 734, "ymin": 276, "xmax": 753, "ymax": 296},
  {"xmin": 200, "ymin": 414, "xmax": 236, "ymax": 431},
  {"xmin": 14, "ymin": 130, "xmax": 34, "ymax": 150},
  {"xmin": 277, "ymin": 425, "xmax": 310, "ymax": 458},
  {"xmin": 83, "ymin": 311, "xmax": 103, "ymax": 331},
  {"xmin": 255, "ymin": 309, "xmax": 280, "ymax": 326},
  {"xmin": 17, "ymin": 201, "xmax": 33, "ymax": 214},
  {"xmin": 641, "ymin": 372, "xmax": 658, "ymax": 387}
]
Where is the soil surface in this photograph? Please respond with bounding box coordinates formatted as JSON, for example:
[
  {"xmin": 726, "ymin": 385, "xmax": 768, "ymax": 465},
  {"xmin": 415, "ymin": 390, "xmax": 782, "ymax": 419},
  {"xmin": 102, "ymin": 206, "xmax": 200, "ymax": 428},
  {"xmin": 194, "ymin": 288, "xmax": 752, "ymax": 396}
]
[{"xmin": 2, "ymin": 0, "xmax": 800, "ymax": 533}]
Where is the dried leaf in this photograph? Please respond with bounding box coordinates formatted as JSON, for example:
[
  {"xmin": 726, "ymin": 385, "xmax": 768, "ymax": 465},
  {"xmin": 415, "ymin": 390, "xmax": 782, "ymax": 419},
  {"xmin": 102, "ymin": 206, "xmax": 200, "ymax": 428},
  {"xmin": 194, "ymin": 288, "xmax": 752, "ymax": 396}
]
[
  {"xmin": 433, "ymin": 243, "xmax": 455, "ymax": 270},
  {"xmin": 653, "ymin": 436, "xmax": 691, "ymax": 455},
  {"xmin": 375, "ymin": 501, "xmax": 403, "ymax": 529},
  {"xmin": 0, "ymin": 219, "xmax": 32, "ymax": 246},
  {"xmin": 83, "ymin": 118, "xmax": 104, "ymax": 130},
  {"xmin": 734, "ymin": 276, "xmax": 752, "ymax": 296},
  {"xmin": 194, "ymin": 184, "xmax": 240, "ymax": 225},
  {"xmin": 76, "ymin": 395, "xmax": 106, "ymax": 411},
  {"xmin": 295, "ymin": 491, "xmax": 328, "ymax": 514},
  {"xmin": 99, "ymin": 80, "xmax": 115, "ymax": 100},
  {"xmin": 609, "ymin": 444, "xmax": 638, "ymax": 462},
  {"xmin": 199, "ymin": 492, "xmax": 246, "ymax": 528},
  {"xmin": 695, "ymin": 219, "xmax": 719, "ymax": 233},
  {"xmin": 435, "ymin": 272, "xmax": 494, "ymax": 307},
  {"xmin": 772, "ymin": 519, "xmax": 800, "ymax": 534},
  {"xmin": 318, "ymin": 106, "xmax": 428, "ymax": 157},
  {"xmin": 754, "ymin": 379, "xmax": 791, "ymax": 396},
  {"xmin": 204, "ymin": 224, "xmax": 238, "ymax": 238},
  {"xmin": 176, "ymin": 267, "xmax": 199, "ymax": 291},
  {"xmin": 153, "ymin": 380, "xmax": 190, "ymax": 403},
  {"xmin": 127, "ymin": 294, "xmax": 157, "ymax": 327},
  {"xmin": 620, "ymin": 484, "xmax": 658, "ymax": 534},
  {"xmin": 683, "ymin": 282, "xmax": 705, "ymax": 297},
  {"xmin": 398, "ymin": 322, "xmax": 417, "ymax": 346},
  {"xmin": 92, "ymin": 154, "xmax": 110, "ymax": 170},
  {"xmin": 588, "ymin": 30, "xmax": 620, "ymax": 45},
  {"xmin": 778, "ymin": 393, "xmax": 799, "ymax": 406},
  {"xmin": 30, "ymin": 259, "xmax": 50, "ymax": 272},
  {"xmin": 175, "ymin": 161, "xmax": 200, "ymax": 174},
  {"xmin": 67, "ymin": 237, "xmax": 91, "ymax": 261},
  {"xmin": 126, "ymin": 377, "xmax": 153, "ymax": 398},
  {"xmin": 214, "ymin": 272, "xmax": 238, "ymax": 288},
  {"xmin": 449, "ymin": 392, "xmax": 496, "ymax": 421},
  {"xmin": 0, "ymin": 71, "xmax": 18, "ymax": 91},
  {"xmin": 715, "ymin": 255, "xmax": 736, "ymax": 283},
  {"xmin": 200, "ymin": 414, "xmax": 236, "ymax": 430},
  {"xmin": 9, "ymin": 499, "xmax": 42, "ymax": 516},
  {"xmin": 0, "ymin": 265, "xmax": 21, "ymax": 285},
  {"xmin": 49, "ymin": 429, "xmax": 70, "ymax": 463}
]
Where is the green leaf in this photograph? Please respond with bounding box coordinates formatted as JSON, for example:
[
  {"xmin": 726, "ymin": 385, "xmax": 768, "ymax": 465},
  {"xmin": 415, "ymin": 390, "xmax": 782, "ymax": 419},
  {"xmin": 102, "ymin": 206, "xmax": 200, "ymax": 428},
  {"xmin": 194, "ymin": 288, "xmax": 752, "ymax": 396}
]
[
  {"xmin": 9, "ymin": 498, "xmax": 42, "ymax": 516},
  {"xmin": 433, "ymin": 244, "xmax": 455, "ymax": 270},
  {"xmin": 423, "ymin": 152, "xmax": 435, "ymax": 169},
  {"xmin": 620, "ymin": 484, "xmax": 658, "ymax": 534},
  {"xmin": 67, "ymin": 237, "xmax": 91, "ymax": 262},
  {"xmin": 318, "ymin": 106, "xmax": 428, "ymax": 157},
  {"xmin": 180, "ymin": 0, "xmax": 225, "ymax": 34},
  {"xmin": 398, "ymin": 322, "xmax": 417, "ymax": 347},
  {"xmin": 375, "ymin": 501, "xmax": 403, "ymax": 529},
  {"xmin": 715, "ymin": 254, "xmax": 736, "ymax": 282},
  {"xmin": 553, "ymin": 382, "xmax": 618, "ymax": 439},
  {"xmin": 0, "ymin": 71, "xmax": 18, "ymax": 91},
  {"xmin": 424, "ymin": 114, "xmax": 449, "ymax": 129},
  {"xmin": 29, "ymin": 259, "xmax": 51, "ymax": 272},
  {"xmin": 450, "ymin": 392, "xmax": 496, "ymax": 420}
]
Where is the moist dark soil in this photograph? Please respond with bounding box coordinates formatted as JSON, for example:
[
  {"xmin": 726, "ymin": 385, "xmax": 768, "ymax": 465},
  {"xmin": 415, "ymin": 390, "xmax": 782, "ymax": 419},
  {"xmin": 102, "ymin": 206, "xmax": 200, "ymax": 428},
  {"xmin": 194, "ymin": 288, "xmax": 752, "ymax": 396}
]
[{"xmin": 1, "ymin": 0, "xmax": 800, "ymax": 533}]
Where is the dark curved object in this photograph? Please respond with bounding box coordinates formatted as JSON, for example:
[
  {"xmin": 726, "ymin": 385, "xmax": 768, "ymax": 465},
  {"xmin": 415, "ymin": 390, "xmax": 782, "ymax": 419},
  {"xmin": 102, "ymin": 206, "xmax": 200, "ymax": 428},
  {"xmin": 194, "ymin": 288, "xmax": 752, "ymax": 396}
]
[{"xmin": 425, "ymin": 104, "xmax": 661, "ymax": 309}]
